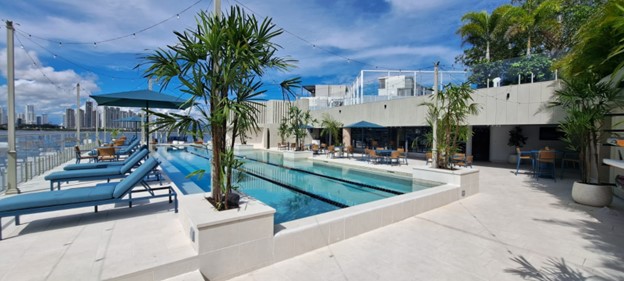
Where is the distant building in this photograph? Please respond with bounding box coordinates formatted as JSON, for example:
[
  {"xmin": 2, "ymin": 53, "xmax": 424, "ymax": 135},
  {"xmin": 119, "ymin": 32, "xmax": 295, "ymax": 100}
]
[
  {"xmin": 25, "ymin": 105, "xmax": 35, "ymax": 124},
  {"xmin": 85, "ymin": 101, "xmax": 93, "ymax": 128},
  {"xmin": 378, "ymin": 75, "xmax": 431, "ymax": 97},
  {"xmin": 64, "ymin": 108, "xmax": 75, "ymax": 129},
  {"xmin": 36, "ymin": 116, "xmax": 42, "ymax": 125},
  {"xmin": 0, "ymin": 107, "xmax": 5, "ymax": 124},
  {"xmin": 41, "ymin": 114, "xmax": 48, "ymax": 125}
]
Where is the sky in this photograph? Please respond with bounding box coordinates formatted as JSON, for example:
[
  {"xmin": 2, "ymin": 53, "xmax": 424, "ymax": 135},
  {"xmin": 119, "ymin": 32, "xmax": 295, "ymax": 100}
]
[{"xmin": 0, "ymin": 0, "xmax": 508, "ymax": 124}]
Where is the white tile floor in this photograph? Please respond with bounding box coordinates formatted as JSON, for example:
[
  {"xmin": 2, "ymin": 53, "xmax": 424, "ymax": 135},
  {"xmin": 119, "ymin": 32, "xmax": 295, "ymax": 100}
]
[
  {"xmin": 227, "ymin": 158, "xmax": 624, "ymax": 281},
  {"xmin": 0, "ymin": 160, "xmax": 195, "ymax": 281},
  {"xmin": 2, "ymin": 154, "xmax": 624, "ymax": 281}
]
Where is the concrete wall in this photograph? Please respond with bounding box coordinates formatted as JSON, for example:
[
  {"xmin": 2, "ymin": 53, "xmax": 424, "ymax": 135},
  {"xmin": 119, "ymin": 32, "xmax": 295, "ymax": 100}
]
[
  {"xmin": 308, "ymin": 80, "xmax": 563, "ymax": 127},
  {"xmin": 489, "ymin": 125, "xmax": 568, "ymax": 163}
]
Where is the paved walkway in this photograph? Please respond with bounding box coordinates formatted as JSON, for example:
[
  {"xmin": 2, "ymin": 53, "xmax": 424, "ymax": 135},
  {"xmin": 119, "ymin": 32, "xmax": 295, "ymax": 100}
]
[
  {"xmin": 0, "ymin": 160, "xmax": 194, "ymax": 281},
  {"xmin": 228, "ymin": 159, "xmax": 624, "ymax": 281}
]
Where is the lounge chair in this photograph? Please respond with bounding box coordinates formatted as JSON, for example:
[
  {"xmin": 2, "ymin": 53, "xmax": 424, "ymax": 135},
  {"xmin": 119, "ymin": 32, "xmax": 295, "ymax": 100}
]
[
  {"xmin": 63, "ymin": 146, "xmax": 148, "ymax": 171},
  {"xmin": 389, "ymin": 151, "xmax": 401, "ymax": 165},
  {"xmin": 0, "ymin": 158, "xmax": 177, "ymax": 240},
  {"xmin": 115, "ymin": 139, "xmax": 141, "ymax": 157},
  {"xmin": 44, "ymin": 149, "xmax": 149, "ymax": 190}
]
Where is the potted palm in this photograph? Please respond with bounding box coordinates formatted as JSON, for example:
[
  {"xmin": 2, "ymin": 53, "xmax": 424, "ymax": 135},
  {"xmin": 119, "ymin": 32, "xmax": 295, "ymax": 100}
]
[
  {"xmin": 507, "ymin": 126, "xmax": 528, "ymax": 164},
  {"xmin": 551, "ymin": 77, "xmax": 624, "ymax": 207}
]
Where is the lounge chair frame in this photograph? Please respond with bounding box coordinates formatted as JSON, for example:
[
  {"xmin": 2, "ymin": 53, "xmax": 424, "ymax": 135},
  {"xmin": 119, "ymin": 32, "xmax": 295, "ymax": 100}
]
[{"xmin": 0, "ymin": 159, "xmax": 177, "ymax": 240}]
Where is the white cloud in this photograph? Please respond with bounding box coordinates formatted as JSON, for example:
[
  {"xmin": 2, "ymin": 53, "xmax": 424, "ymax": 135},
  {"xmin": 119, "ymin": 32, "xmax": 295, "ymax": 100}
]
[{"xmin": 0, "ymin": 48, "xmax": 100, "ymax": 115}]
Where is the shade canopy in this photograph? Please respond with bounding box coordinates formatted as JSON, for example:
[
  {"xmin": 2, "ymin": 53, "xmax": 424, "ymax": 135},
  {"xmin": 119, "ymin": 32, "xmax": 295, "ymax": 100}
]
[
  {"xmin": 90, "ymin": 90, "xmax": 191, "ymax": 110},
  {"xmin": 343, "ymin": 120, "xmax": 384, "ymax": 128},
  {"xmin": 91, "ymin": 89, "xmax": 191, "ymax": 143}
]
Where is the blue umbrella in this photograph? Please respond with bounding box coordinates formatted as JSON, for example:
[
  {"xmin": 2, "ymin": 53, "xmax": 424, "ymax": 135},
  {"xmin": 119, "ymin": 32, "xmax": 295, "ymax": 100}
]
[
  {"xmin": 113, "ymin": 116, "xmax": 147, "ymax": 136},
  {"xmin": 344, "ymin": 120, "xmax": 385, "ymax": 148},
  {"xmin": 91, "ymin": 89, "xmax": 191, "ymax": 142}
]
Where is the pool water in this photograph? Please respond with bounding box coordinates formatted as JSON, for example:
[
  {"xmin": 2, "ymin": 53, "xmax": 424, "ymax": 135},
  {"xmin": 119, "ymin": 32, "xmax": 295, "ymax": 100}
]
[{"xmin": 156, "ymin": 146, "xmax": 440, "ymax": 224}]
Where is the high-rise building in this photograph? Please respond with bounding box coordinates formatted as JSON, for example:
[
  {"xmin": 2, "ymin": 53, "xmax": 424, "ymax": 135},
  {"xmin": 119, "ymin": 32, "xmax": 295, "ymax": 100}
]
[
  {"xmin": 36, "ymin": 116, "xmax": 42, "ymax": 125},
  {"xmin": 25, "ymin": 105, "xmax": 35, "ymax": 124},
  {"xmin": 0, "ymin": 107, "xmax": 5, "ymax": 125},
  {"xmin": 85, "ymin": 101, "xmax": 93, "ymax": 128},
  {"xmin": 64, "ymin": 108, "xmax": 75, "ymax": 129},
  {"xmin": 41, "ymin": 114, "xmax": 48, "ymax": 125}
]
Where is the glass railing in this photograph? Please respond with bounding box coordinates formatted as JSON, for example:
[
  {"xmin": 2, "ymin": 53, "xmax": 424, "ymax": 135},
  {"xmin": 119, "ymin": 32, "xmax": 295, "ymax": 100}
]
[
  {"xmin": 468, "ymin": 55, "xmax": 558, "ymax": 89},
  {"xmin": 0, "ymin": 131, "xmax": 105, "ymax": 193}
]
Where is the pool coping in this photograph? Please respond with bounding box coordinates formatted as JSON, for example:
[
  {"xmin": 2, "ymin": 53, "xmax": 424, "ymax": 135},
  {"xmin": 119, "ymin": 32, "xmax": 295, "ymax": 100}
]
[{"xmin": 153, "ymin": 147, "xmax": 480, "ymax": 280}]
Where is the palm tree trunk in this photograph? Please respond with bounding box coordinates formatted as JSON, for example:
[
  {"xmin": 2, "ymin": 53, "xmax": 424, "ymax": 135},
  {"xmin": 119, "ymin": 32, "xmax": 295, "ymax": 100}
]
[
  {"xmin": 526, "ymin": 35, "xmax": 531, "ymax": 56},
  {"xmin": 486, "ymin": 41, "xmax": 490, "ymax": 62}
]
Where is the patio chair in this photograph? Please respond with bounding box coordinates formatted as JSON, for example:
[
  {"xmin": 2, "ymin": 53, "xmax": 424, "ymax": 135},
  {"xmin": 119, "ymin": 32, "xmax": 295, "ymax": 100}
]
[
  {"xmin": 45, "ymin": 149, "xmax": 149, "ymax": 191},
  {"xmin": 397, "ymin": 148, "xmax": 408, "ymax": 165},
  {"xmin": 535, "ymin": 150, "xmax": 556, "ymax": 181},
  {"xmin": 515, "ymin": 147, "xmax": 534, "ymax": 176},
  {"xmin": 97, "ymin": 147, "xmax": 117, "ymax": 162},
  {"xmin": 345, "ymin": 146, "xmax": 354, "ymax": 159},
  {"xmin": 560, "ymin": 151, "xmax": 579, "ymax": 179},
  {"xmin": 64, "ymin": 147, "xmax": 148, "ymax": 171},
  {"xmin": 278, "ymin": 143, "xmax": 288, "ymax": 150},
  {"xmin": 327, "ymin": 145, "xmax": 335, "ymax": 158},
  {"xmin": 389, "ymin": 151, "xmax": 401, "ymax": 165},
  {"xmin": 74, "ymin": 146, "xmax": 97, "ymax": 164},
  {"xmin": 320, "ymin": 143, "xmax": 327, "ymax": 154},
  {"xmin": 368, "ymin": 150, "xmax": 382, "ymax": 164},
  {"xmin": 115, "ymin": 139, "xmax": 141, "ymax": 158},
  {"xmin": 425, "ymin": 152, "xmax": 432, "ymax": 166},
  {"xmin": 451, "ymin": 153, "xmax": 465, "ymax": 167},
  {"xmin": 0, "ymin": 158, "xmax": 177, "ymax": 240},
  {"xmin": 456, "ymin": 155, "xmax": 473, "ymax": 168},
  {"xmin": 311, "ymin": 144, "xmax": 320, "ymax": 155}
]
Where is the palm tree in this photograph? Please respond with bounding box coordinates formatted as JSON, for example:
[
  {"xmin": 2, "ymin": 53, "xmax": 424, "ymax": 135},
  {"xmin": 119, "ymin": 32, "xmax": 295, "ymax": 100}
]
[
  {"xmin": 141, "ymin": 7, "xmax": 298, "ymax": 208},
  {"xmin": 502, "ymin": 0, "xmax": 560, "ymax": 56},
  {"xmin": 457, "ymin": 8, "xmax": 507, "ymax": 62},
  {"xmin": 421, "ymin": 83, "xmax": 480, "ymax": 169},
  {"xmin": 550, "ymin": 76, "xmax": 624, "ymax": 183},
  {"xmin": 319, "ymin": 113, "xmax": 342, "ymax": 146},
  {"xmin": 284, "ymin": 106, "xmax": 315, "ymax": 151}
]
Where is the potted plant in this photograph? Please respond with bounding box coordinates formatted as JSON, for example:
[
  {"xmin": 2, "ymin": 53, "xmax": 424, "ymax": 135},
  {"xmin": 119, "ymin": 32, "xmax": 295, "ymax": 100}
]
[
  {"xmin": 507, "ymin": 126, "xmax": 528, "ymax": 164},
  {"xmin": 551, "ymin": 76, "xmax": 624, "ymax": 207}
]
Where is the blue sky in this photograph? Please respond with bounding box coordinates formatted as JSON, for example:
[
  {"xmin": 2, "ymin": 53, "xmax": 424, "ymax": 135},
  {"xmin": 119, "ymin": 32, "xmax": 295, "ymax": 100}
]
[{"xmin": 0, "ymin": 0, "xmax": 508, "ymax": 124}]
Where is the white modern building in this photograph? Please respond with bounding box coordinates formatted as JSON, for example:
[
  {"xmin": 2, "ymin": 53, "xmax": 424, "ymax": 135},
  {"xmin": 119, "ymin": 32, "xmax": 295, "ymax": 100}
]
[{"xmin": 25, "ymin": 105, "xmax": 35, "ymax": 125}]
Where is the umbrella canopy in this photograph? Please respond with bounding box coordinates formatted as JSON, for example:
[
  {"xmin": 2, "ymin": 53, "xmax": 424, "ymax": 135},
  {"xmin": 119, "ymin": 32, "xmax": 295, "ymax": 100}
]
[
  {"xmin": 113, "ymin": 116, "xmax": 146, "ymax": 136},
  {"xmin": 90, "ymin": 89, "xmax": 191, "ymax": 143},
  {"xmin": 344, "ymin": 120, "xmax": 384, "ymax": 128},
  {"xmin": 90, "ymin": 90, "xmax": 190, "ymax": 109}
]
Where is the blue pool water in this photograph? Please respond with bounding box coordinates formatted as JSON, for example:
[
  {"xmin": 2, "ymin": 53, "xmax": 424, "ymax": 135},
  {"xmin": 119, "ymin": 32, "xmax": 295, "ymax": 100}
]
[{"xmin": 156, "ymin": 146, "xmax": 440, "ymax": 224}]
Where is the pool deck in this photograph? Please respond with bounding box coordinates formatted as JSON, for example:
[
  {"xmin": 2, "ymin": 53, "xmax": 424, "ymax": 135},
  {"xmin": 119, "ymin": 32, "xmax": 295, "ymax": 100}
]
[
  {"xmin": 227, "ymin": 153, "xmax": 624, "ymax": 281},
  {"xmin": 0, "ymin": 151, "xmax": 623, "ymax": 280}
]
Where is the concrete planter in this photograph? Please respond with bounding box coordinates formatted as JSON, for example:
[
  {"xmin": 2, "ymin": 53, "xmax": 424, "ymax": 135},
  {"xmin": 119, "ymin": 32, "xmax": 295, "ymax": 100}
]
[
  {"xmin": 412, "ymin": 166, "xmax": 480, "ymax": 197},
  {"xmin": 571, "ymin": 181, "xmax": 613, "ymax": 207},
  {"xmin": 282, "ymin": 150, "xmax": 313, "ymax": 161}
]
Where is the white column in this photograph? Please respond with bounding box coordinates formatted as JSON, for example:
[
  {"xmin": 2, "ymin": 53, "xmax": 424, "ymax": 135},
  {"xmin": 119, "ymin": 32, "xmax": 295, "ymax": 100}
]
[
  {"xmin": 5, "ymin": 21, "xmax": 19, "ymax": 194},
  {"xmin": 76, "ymin": 83, "xmax": 81, "ymax": 145},
  {"xmin": 431, "ymin": 62, "xmax": 439, "ymax": 169}
]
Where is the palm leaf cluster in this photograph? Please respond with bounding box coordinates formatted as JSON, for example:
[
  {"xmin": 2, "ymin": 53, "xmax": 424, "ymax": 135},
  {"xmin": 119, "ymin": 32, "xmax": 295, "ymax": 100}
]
[
  {"xmin": 421, "ymin": 83, "xmax": 479, "ymax": 169},
  {"xmin": 141, "ymin": 6, "xmax": 298, "ymax": 208}
]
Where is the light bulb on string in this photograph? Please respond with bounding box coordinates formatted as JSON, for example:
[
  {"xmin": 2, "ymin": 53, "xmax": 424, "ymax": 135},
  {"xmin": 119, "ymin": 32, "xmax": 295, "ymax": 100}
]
[
  {"xmin": 59, "ymin": 42, "xmax": 62, "ymax": 47},
  {"xmin": 132, "ymin": 33, "xmax": 136, "ymax": 39},
  {"xmin": 93, "ymin": 42, "xmax": 97, "ymax": 47},
  {"xmin": 176, "ymin": 14, "xmax": 180, "ymax": 19}
]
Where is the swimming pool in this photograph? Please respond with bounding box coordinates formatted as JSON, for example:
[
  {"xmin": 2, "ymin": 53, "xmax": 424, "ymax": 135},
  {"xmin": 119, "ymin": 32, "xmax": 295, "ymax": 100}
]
[{"xmin": 156, "ymin": 146, "xmax": 440, "ymax": 224}]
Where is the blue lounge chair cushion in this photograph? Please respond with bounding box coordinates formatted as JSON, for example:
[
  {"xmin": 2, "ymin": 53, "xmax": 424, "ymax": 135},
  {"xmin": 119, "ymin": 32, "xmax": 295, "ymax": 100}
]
[
  {"xmin": 0, "ymin": 185, "xmax": 115, "ymax": 212},
  {"xmin": 44, "ymin": 166, "xmax": 122, "ymax": 181},
  {"xmin": 113, "ymin": 158, "xmax": 159, "ymax": 198},
  {"xmin": 63, "ymin": 149, "xmax": 148, "ymax": 170}
]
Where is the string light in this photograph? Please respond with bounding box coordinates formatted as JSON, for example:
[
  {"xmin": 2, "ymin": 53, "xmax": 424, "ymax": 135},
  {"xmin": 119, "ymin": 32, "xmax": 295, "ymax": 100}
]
[
  {"xmin": 18, "ymin": 33, "xmax": 142, "ymax": 81},
  {"xmin": 14, "ymin": 0, "xmax": 202, "ymax": 46}
]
